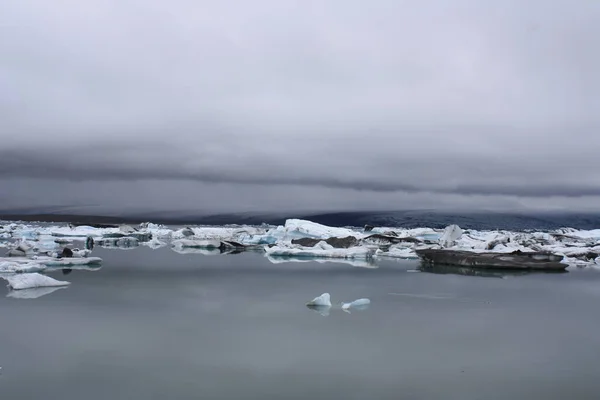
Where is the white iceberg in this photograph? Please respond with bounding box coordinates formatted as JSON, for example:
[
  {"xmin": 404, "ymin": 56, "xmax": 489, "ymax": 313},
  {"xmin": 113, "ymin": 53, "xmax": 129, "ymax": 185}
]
[
  {"xmin": 0, "ymin": 256, "xmax": 102, "ymax": 267},
  {"xmin": 171, "ymin": 247, "xmax": 222, "ymax": 256},
  {"xmin": 282, "ymin": 219, "xmax": 360, "ymax": 239},
  {"xmin": 172, "ymin": 239, "xmax": 222, "ymax": 249},
  {"xmin": 49, "ymin": 225, "xmax": 121, "ymax": 238},
  {"xmin": 265, "ymin": 241, "xmax": 375, "ymax": 260},
  {"xmin": 376, "ymin": 245, "xmax": 419, "ymax": 259},
  {"xmin": 244, "ymin": 219, "xmax": 362, "ymax": 245},
  {"xmin": 4, "ymin": 273, "xmax": 70, "ymax": 290},
  {"xmin": 171, "ymin": 226, "xmax": 265, "ymax": 242},
  {"xmin": 95, "ymin": 237, "xmax": 139, "ymax": 249},
  {"xmin": 0, "ymin": 261, "xmax": 45, "ymax": 273},
  {"xmin": 341, "ymin": 298, "xmax": 371, "ymax": 312},
  {"xmin": 439, "ymin": 224, "xmax": 463, "ymax": 248},
  {"xmin": 143, "ymin": 237, "xmax": 168, "ymax": 249},
  {"xmin": 306, "ymin": 293, "xmax": 331, "ymax": 307}
]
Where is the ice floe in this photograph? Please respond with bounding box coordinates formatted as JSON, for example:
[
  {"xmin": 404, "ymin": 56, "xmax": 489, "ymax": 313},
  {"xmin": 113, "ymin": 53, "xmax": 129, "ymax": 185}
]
[
  {"xmin": 172, "ymin": 239, "xmax": 222, "ymax": 249},
  {"xmin": 3, "ymin": 273, "xmax": 70, "ymax": 290},
  {"xmin": 439, "ymin": 224, "xmax": 463, "ymax": 248},
  {"xmin": 306, "ymin": 293, "xmax": 332, "ymax": 307},
  {"xmin": 2, "ymin": 218, "xmax": 600, "ymax": 269},
  {"xmin": 341, "ymin": 298, "xmax": 371, "ymax": 312},
  {"xmin": 0, "ymin": 256, "xmax": 102, "ymax": 267},
  {"xmin": 0, "ymin": 261, "xmax": 45, "ymax": 273},
  {"xmin": 265, "ymin": 241, "xmax": 375, "ymax": 260},
  {"xmin": 306, "ymin": 293, "xmax": 371, "ymax": 316}
]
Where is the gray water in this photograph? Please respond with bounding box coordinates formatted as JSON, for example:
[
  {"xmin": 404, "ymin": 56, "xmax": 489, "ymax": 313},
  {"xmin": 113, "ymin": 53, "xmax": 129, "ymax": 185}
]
[{"xmin": 1, "ymin": 247, "xmax": 600, "ymax": 399}]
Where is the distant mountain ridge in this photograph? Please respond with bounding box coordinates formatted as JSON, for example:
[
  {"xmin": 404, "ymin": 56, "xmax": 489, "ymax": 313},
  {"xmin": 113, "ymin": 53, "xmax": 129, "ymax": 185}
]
[{"xmin": 1, "ymin": 209, "xmax": 600, "ymax": 231}]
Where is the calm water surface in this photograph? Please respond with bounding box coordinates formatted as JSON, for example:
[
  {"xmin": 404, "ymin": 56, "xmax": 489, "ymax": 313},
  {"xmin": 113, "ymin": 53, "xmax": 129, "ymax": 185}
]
[{"xmin": 1, "ymin": 246, "xmax": 600, "ymax": 399}]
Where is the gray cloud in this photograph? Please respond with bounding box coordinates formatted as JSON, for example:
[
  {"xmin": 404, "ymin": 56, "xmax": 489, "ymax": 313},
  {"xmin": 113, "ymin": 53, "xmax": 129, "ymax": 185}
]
[{"xmin": 1, "ymin": 0, "xmax": 599, "ymax": 213}]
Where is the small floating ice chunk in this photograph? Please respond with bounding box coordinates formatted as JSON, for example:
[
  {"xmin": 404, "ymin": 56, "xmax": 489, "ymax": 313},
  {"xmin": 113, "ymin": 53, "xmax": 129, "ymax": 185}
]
[
  {"xmin": 306, "ymin": 293, "xmax": 331, "ymax": 307},
  {"xmin": 376, "ymin": 246, "xmax": 418, "ymax": 259},
  {"xmin": 0, "ymin": 261, "xmax": 45, "ymax": 273},
  {"xmin": 119, "ymin": 225, "xmax": 136, "ymax": 234},
  {"xmin": 265, "ymin": 243, "xmax": 375, "ymax": 260},
  {"xmin": 4, "ymin": 273, "xmax": 70, "ymax": 290},
  {"xmin": 341, "ymin": 298, "xmax": 371, "ymax": 312},
  {"xmin": 439, "ymin": 225, "xmax": 463, "ymax": 248},
  {"xmin": 172, "ymin": 239, "xmax": 222, "ymax": 249},
  {"xmin": 0, "ymin": 256, "xmax": 102, "ymax": 267},
  {"xmin": 34, "ymin": 256, "xmax": 102, "ymax": 267}
]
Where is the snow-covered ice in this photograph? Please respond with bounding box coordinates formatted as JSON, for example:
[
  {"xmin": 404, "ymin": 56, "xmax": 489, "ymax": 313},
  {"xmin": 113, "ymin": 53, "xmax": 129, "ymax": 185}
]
[
  {"xmin": 3, "ymin": 273, "xmax": 70, "ymax": 290},
  {"xmin": 0, "ymin": 261, "xmax": 45, "ymax": 273},
  {"xmin": 376, "ymin": 245, "xmax": 419, "ymax": 259},
  {"xmin": 341, "ymin": 298, "xmax": 371, "ymax": 312},
  {"xmin": 439, "ymin": 224, "xmax": 463, "ymax": 247},
  {"xmin": 0, "ymin": 256, "xmax": 102, "ymax": 267},
  {"xmin": 172, "ymin": 239, "xmax": 222, "ymax": 249},
  {"xmin": 1, "ymin": 218, "xmax": 600, "ymax": 269},
  {"xmin": 171, "ymin": 247, "xmax": 222, "ymax": 256},
  {"xmin": 306, "ymin": 293, "xmax": 332, "ymax": 307},
  {"xmin": 265, "ymin": 241, "xmax": 375, "ymax": 260}
]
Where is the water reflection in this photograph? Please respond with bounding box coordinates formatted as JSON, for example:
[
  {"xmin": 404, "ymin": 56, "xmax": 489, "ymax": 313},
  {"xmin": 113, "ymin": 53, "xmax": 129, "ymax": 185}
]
[
  {"xmin": 6, "ymin": 286, "xmax": 67, "ymax": 299},
  {"xmin": 418, "ymin": 262, "xmax": 568, "ymax": 278},
  {"xmin": 266, "ymin": 255, "xmax": 377, "ymax": 269}
]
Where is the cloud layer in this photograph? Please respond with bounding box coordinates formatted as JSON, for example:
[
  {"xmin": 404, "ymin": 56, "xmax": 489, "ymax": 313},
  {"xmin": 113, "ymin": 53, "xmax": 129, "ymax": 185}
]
[{"xmin": 1, "ymin": 0, "xmax": 599, "ymax": 213}]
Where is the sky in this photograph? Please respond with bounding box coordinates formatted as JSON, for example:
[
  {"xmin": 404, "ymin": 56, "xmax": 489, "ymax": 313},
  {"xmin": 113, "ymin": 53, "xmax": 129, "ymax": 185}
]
[{"xmin": 1, "ymin": 0, "xmax": 599, "ymax": 215}]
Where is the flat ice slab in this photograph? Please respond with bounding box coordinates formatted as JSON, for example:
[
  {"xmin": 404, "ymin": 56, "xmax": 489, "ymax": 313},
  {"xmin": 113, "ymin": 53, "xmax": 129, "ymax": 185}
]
[
  {"xmin": 265, "ymin": 242, "xmax": 375, "ymax": 260},
  {"xmin": 172, "ymin": 239, "xmax": 222, "ymax": 249},
  {"xmin": 0, "ymin": 256, "xmax": 102, "ymax": 267},
  {"xmin": 341, "ymin": 298, "xmax": 371, "ymax": 312},
  {"xmin": 0, "ymin": 261, "xmax": 45, "ymax": 273},
  {"xmin": 306, "ymin": 293, "xmax": 332, "ymax": 307},
  {"xmin": 4, "ymin": 273, "xmax": 70, "ymax": 290}
]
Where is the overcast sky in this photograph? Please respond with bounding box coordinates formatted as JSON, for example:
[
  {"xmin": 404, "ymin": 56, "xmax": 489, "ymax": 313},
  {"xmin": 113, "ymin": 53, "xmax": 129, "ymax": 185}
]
[{"xmin": 1, "ymin": 0, "xmax": 599, "ymax": 215}]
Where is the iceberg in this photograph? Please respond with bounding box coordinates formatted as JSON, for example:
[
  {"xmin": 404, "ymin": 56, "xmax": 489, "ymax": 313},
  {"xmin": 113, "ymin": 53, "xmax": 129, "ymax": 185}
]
[
  {"xmin": 306, "ymin": 293, "xmax": 332, "ymax": 307},
  {"xmin": 2, "ymin": 219, "xmax": 600, "ymax": 269},
  {"xmin": 3, "ymin": 273, "xmax": 70, "ymax": 290},
  {"xmin": 265, "ymin": 241, "xmax": 375, "ymax": 260},
  {"xmin": 49, "ymin": 225, "xmax": 121, "ymax": 238},
  {"xmin": 172, "ymin": 239, "xmax": 222, "ymax": 249},
  {"xmin": 439, "ymin": 224, "xmax": 463, "ymax": 248},
  {"xmin": 144, "ymin": 237, "xmax": 168, "ymax": 249},
  {"xmin": 0, "ymin": 261, "xmax": 45, "ymax": 273},
  {"xmin": 0, "ymin": 256, "xmax": 102, "ymax": 267},
  {"xmin": 171, "ymin": 226, "xmax": 266, "ymax": 242},
  {"xmin": 268, "ymin": 219, "xmax": 361, "ymax": 241},
  {"xmin": 341, "ymin": 298, "xmax": 371, "ymax": 312},
  {"xmin": 376, "ymin": 245, "xmax": 419, "ymax": 259},
  {"xmin": 95, "ymin": 237, "xmax": 139, "ymax": 249},
  {"xmin": 171, "ymin": 247, "xmax": 222, "ymax": 256}
]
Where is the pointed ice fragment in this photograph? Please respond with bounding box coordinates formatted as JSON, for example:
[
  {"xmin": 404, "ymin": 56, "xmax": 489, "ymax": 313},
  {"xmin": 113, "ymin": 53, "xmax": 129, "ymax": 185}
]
[
  {"xmin": 439, "ymin": 225, "xmax": 463, "ymax": 248},
  {"xmin": 306, "ymin": 293, "xmax": 331, "ymax": 307}
]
